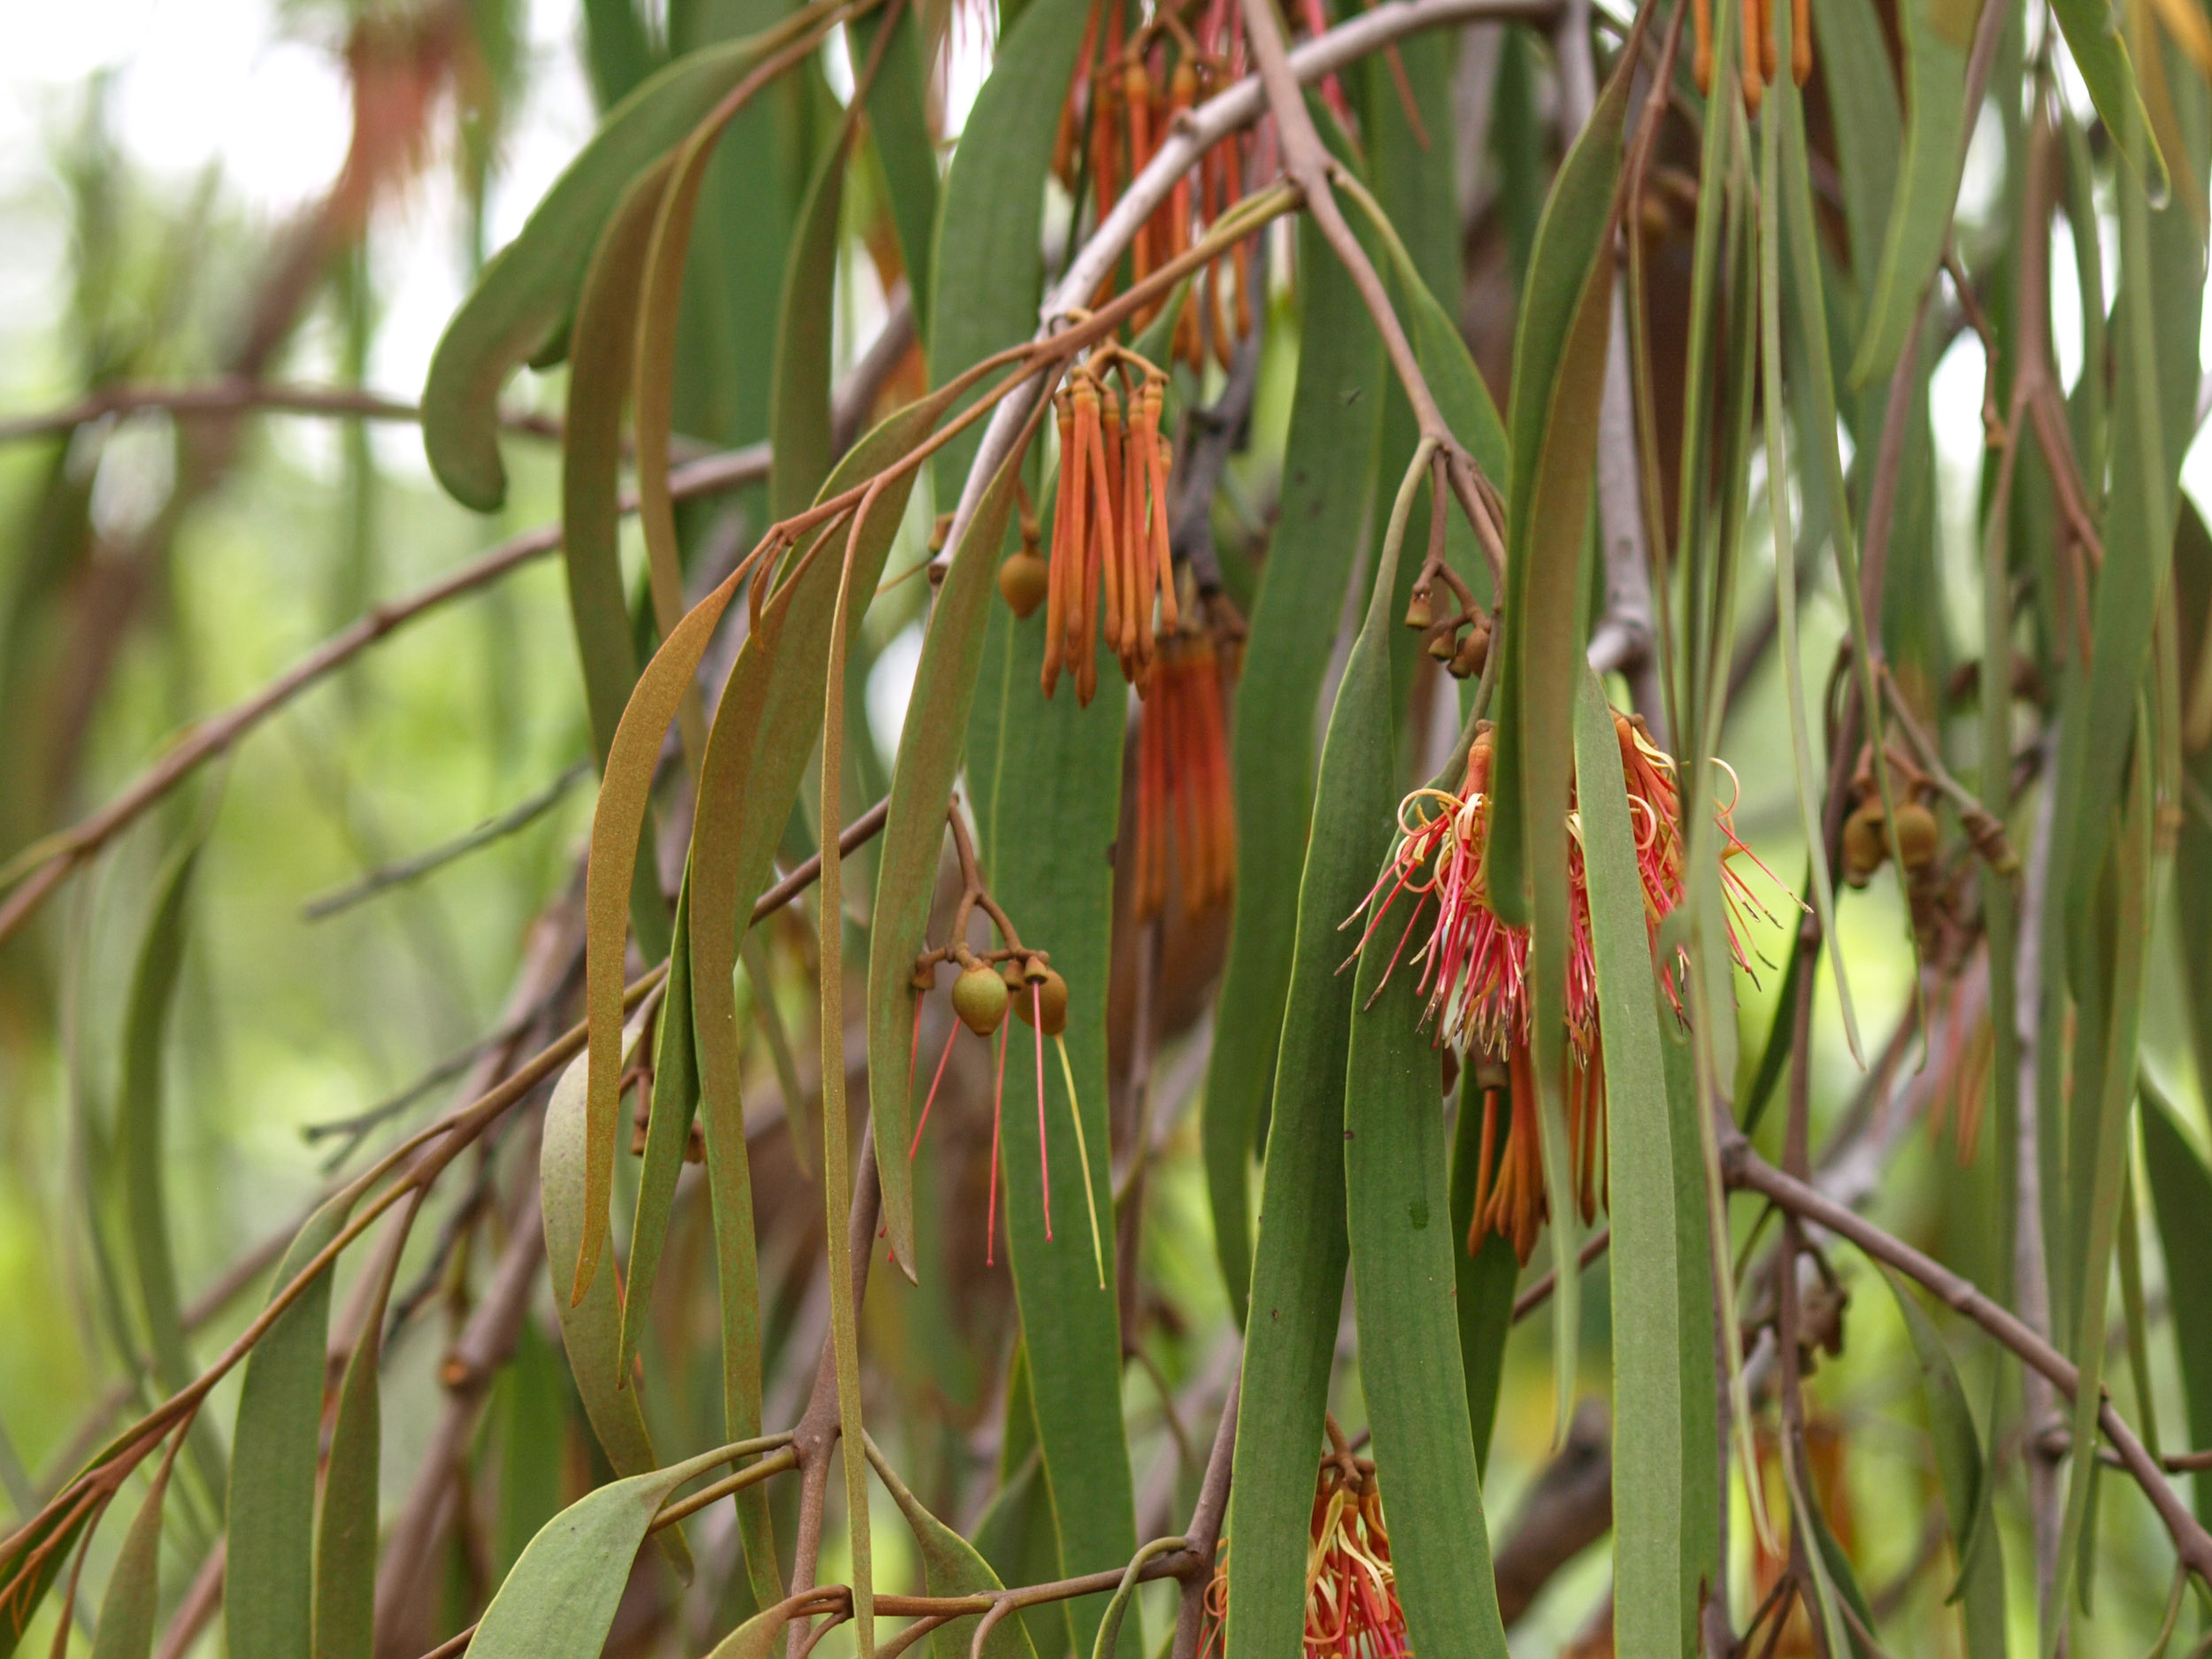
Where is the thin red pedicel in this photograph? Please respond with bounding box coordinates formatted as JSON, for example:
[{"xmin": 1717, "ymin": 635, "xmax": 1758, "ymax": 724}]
[
  {"xmin": 1033, "ymin": 981, "xmax": 1052, "ymax": 1240},
  {"xmin": 987, "ymin": 1019, "xmax": 1008, "ymax": 1266},
  {"xmin": 909, "ymin": 1016, "xmax": 959, "ymax": 1159}
]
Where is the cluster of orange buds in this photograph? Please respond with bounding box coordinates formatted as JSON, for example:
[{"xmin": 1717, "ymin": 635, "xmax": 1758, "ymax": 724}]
[
  {"xmin": 1195, "ymin": 1428, "xmax": 1409, "ymax": 1659},
  {"xmin": 1693, "ymin": 0, "xmax": 1811, "ymax": 114},
  {"xmin": 1349, "ymin": 711, "xmax": 1786, "ymax": 1263},
  {"xmin": 1050, "ymin": 0, "xmax": 1260, "ymax": 372},
  {"xmin": 1037, "ymin": 351, "xmax": 1179, "ymax": 704},
  {"xmin": 1131, "ymin": 597, "xmax": 1243, "ymax": 919}
]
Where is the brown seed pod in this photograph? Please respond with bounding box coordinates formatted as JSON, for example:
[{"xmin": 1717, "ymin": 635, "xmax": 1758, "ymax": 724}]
[
  {"xmin": 953, "ymin": 963, "xmax": 1010, "ymax": 1034},
  {"xmin": 1893, "ymin": 799, "xmax": 1939, "ymax": 872},
  {"xmin": 1448, "ymin": 623, "xmax": 1490, "ymax": 680},
  {"xmin": 999, "ymin": 551, "xmax": 1050, "ymax": 618},
  {"xmin": 1404, "ymin": 590, "xmax": 1432, "ymax": 631},
  {"xmin": 1426, "ymin": 627, "xmax": 1456, "ymax": 663},
  {"xmin": 1840, "ymin": 803, "xmax": 1887, "ymax": 887},
  {"xmin": 1012, "ymin": 965, "xmax": 1070, "ymax": 1035}
]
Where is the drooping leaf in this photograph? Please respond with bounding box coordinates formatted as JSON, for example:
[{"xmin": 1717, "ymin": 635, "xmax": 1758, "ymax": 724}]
[
  {"xmin": 87, "ymin": 1454, "xmax": 173, "ymax": 1659},
  {"xmin": 621, "ymin": 875, "xmax": 701, "ymax": 1376},
  {"xmin": 1574, "ymin": 670, "xmax": 1689, "ymax": 1656},
  {"xmin": 849, "ymin": 3, "xmax": 938, "ymax": 332},
  {"xmin": 1881, "ymin": 1271, "xmax": 2006, "ymax": 1659},
  {"xmin": 1483, "ymin": 41, "xmax": 1630, "ymax": 1438},
  {"xmin": 1846, "ymin": 0, "xmax": 1976, "ymax": 388},
  {"xmin": 226, "ymin": 1193, "xmax": 355, "ymax": 1659},
  {"xmin": 1223, "ymin": 420, "xmax": 1407, "ymax": 1659},
  {"xmin": 2144, "ymin": 1081, "xmax": 2212, "ymax": 1529},
  {"xmin": 767, "ymin": 132, "xmax": 849, "ymax": 526},
  {"xmin": 1344, "ymin": 856, "xmax": 1510, "ymax": 1659},
  {"xmin": 311, "ymin": 1237, "xmax": 399, "ymax": 1659},
  {"xmin": 424, "ymin": 20, "xmax": 824, "ymax": 510},
  {"xmin": 540, "ymin": 1047, "xmax": 694, "ymax": 1582},
  {"xmin": 469, "ymin": 1443, "xmax": 734, "ymax": 1659},
  {"xmin": 864, "ymin": 1436, "xmax": 1036, "ymax": 1659},
  {"xmin": 1201, "ymin": 211, "xmax": 1382, "ymax": 1325}
]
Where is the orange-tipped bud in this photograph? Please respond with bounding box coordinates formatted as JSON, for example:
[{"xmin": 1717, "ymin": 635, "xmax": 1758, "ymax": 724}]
[
  {"xmin": 1000, "ymin": 551, "xmax": 1050, "ymax": 618},
  {"xmin": 954, "ymin": 963, "xmax": 1010, "ymax": 1034}
]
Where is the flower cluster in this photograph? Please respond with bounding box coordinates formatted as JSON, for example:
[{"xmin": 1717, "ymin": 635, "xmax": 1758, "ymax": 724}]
[
  {"xmin": 1052, "ymin": 0, "xmax": 1260, "ymax": 370},
  {"xmin": 1354, "ymin": 710, "xmax": 1781, "ymax": 1262},
  {"xmin": 1198, "ymin": 1435, "xmax": 1410, "ymax": 1659},
  {"xmin": 1041, "ymin": 355, "xmax": 1179, "ymax": 704},
  {"xmin": 1132, "ymin": 613, "xmax": 1240, "ymax": 919}
]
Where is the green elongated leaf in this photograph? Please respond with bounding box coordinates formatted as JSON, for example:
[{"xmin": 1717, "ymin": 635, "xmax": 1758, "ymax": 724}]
[
  {"xmin": 767, "ymin": 133, "xmax": 849, "ymax": 525},
  {"xmin": 1660, "ymin": 1012, "xmax": 1722, "ymax": 1629},
  {"xmin": 2050, "ymin": 735, "xmax": 2156, "ymax": 1638},
  {"xmin": 864, "ymin": 435, "xmax": 1025, "ymax": 1271},
  {"xmin": 849, "ymin": 4, "xmax": 938, "ymax": 332},
  {"xmin": 88, "ymin": 1454, "xmax": 173, "ymax": 1659},
  {"xmin": 864, "ymin": 1437, "xmax": 1036, "ymax": 1659},
  {"xmin": 2142, "ymin": 1080, "xmax": 2212, "ymax": 1527},
  {"xmin": 1223, "ymin": 437, "xmax": 1407, "ymax": 1659},
  {"xmin": 1809, "ymin": 0, "xmax": 1901, "ymax": 301},
  {"xmin": 424, "ymin": 24, "xmax": 807, "ymax": 510},
  {"xmin": 541, "ymin": 1048, "xmax": 694, "ymax": 1583},
  {"xmin": 2046, "ymin": 0, "xmax": 2164, "ymax": 198},
  {"xmin": 1573, "ymin": 670, "xmax": 1686, "ymax": 1658},
  {"xmin": 925, "ymin": 0, "xmax": 1091, "ymax": 493},
  {"xmin": 494, "ymin": 1320, "xmax": 568, "ymax": 1586},
  {"xmin": 1765, "ymin": 44, "xmax": 1863, "ymax": 1064},
  {"xmin": 562, "ymin": 157, "xmax": 677, "ymax": 963},
  {"xmin": 1845, "ymin": 0, "xmax": 1974, "ymax": 388},
  {"xmin": 1200, "ymin": 211, "xmax": 1382, "ymax": 1325},
  {"xmin": 562, "ymin": 157, "xmax": 666, "ymax": 770},
  {"xmin": 312, "ymin": 1239, "xmax": 399, "ymax": 1659},
  {"xmin": 470, "ymin": 1443, "xmax": 733, "ymax": 1659},
  {"xmin": 1803, "ymin": 1491, "xmax": 1883, "ymax": 1658},
  {"xmin": 581, "ymin": 395, "xmax": 939, "ymax": 1311},
  {"xmin": 1484, "ymin": 44, "xmax": 1628, "ymax": 1439},
  {"xmin": 226, "ymin": 1193, "xmax": 354, "ymax": 1659},
  {"xmin": 0, "ymin": 1502, "xmax": 92, "ymax": 1659},
  {"xmin": 1448, "ymin": 1082, "xmax": 1520, "ymax": 1477},
  {"xmin": 623, "ymin": 878, "xmax": 702, "ymax": 1377},
  {"xmin": 582, "ymin": 0, "xmax": 662, "ymax": 110},
  {"xmin": 1345, "ymin": 821, "xmax": 1508, "ymax": 1659},
  {"xmin": 1881, "ymin": 1272, "xmax": 2005, "ymax": 1659},
  {"xmin": 119, "ymin": 840, "xmax": 213, "ymax": 1492},
  {"xmin": 964, "ymin": 541, "xmax": 1136, "ymax": 1659}
]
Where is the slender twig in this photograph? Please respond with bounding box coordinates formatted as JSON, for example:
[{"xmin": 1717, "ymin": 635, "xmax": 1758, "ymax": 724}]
[
  {"xmin": 1722, "ymin": 1139, "xmax": 2212, "ymax": 1583},
  {"xmin": 1234, "ymin": 0, "xmax": 1509, "ymax": 592},
  {"xmin": 0, "ymin": 380, "xmax": 566, "ymax": 448}
]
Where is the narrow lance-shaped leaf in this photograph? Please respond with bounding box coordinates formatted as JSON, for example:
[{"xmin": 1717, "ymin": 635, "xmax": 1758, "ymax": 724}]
[
  {"xmin": 1223, "ymin": 438, "xmax": 1408, "ymax": 1659},
  {"xmin": 422, "ymin": 9, "xmax": 833, "ymax": 510},
  {"xmin": 1199, "ymin": 209, "xmax": 1382, "ymax": 1324},
  {"xmin": 226, "ymin": 1192, "xmax": 356, "ymax": 1659},
  {"xmin": 863, "ymin": 1435, "xmax": 1036, "ymax": 1659},
  {"xmin": 1573, "ymin": 669, "xmax": 1687, "ymax": 1657},
  {"xmin": 2142, "ymin": 1079, "xmax": 2212, "ymax": 1528},
  {"xmin": 470, "ymin": 1443, "xmax": 739, "ymax": 1659},
  {"xmin": 1485, "ymin": 42, "xmax": 1631, "ymax": 1439},
  {"xmin": 1845, "ymin": 0, "xmax": 1976, "ymax": 388},
  {"xmin": 312, "ymin": 1217, "xmax": 407, "ymax": 1659},
  {"xmin": 541, "ymin": 1044, "xmax": 695, "ymax": 1582},
  {"xmin": 87, "ymin": 1444, "xmax": 177, "ymax": 1659},
  {"xmin": 1881, "ymin": 1271, "xmax": 2006, "ymax": 1659}
]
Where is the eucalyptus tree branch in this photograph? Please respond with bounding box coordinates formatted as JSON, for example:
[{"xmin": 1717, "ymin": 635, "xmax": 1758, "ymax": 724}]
[
  {"xmin": 1721, "ymin": 1139, "xmax": 2212, "ymax": 1584},
  {"xmin": 0, "ymin": 380, "xmax": 564, "ymax": 447},
  {"xmin": 1233, "ymin": 0, "xmax": 1510, "ymax": 594}
]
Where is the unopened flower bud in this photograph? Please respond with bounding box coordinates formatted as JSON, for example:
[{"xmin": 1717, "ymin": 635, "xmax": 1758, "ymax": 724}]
[
  {"xmin": 1404, "ymin": 590, "xmax": 1433, "ymax": 631},
  {"xmin": 953, "ymin": 963, "xmax": 1010, "ymax": 1034},
  {"xmin": 1448, "ymin": 623, "xmax": 1489, "ymax": 680},
  {"xmin": 1893, "ymin": 800, "xmax": 1939, "ymax": 872},
  {"xmin": 1840, "ymin": 803, "xmax": 1887, "ymax": 887},
  {"xmin": 999, "ymin": 551, "xmax": 1050, "ymax": 618},
  {"xmin": 1011, "ymin": 964, "xmax": 1069, "ymax": 1035}
]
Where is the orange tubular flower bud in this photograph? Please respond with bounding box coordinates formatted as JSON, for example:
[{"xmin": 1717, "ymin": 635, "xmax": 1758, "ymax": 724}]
[
  {"xmin": 1041, "ymin": 390, "xmax": 1076, "ymax": 695},
  {"xmin": 1124, "ymin": 61, "xmax": 1154, "ymax": 280},
  {"xmin": 1097, "ymin": 382, "xmax": 1125, "ymax": 660},
  {"xmin": 1065, "ymin": 378, "xmax": 1097, "ymax": 664},
  {"xmin": 1149, "ymin": 427, "xmax": 1178, "ymax": 636},
  {"xmin": 1120, "ymin": 398, "xmax": 1146, "ymax": 666},
  {"xmin": 1793, "ymin": 0, "xmax": 1812, "ymax": 82},
  {"xmin": 1693, "ymin": 0, "xmax": 1713, "ymax": 92},
  {"xmin": 1079, "ymin": 381, "xmax": 1117, "ymax": 705}
]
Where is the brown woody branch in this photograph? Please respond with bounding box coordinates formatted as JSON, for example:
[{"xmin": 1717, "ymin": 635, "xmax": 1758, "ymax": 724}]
[{"xmin": 0, "ymin": 380, "xmax": 564, "ymax": 448}]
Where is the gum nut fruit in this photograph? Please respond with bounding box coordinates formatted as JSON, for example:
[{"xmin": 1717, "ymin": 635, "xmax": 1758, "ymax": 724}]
[
  {"xmin": 1013, "ymin": 967, "xmax": 1070, "ymax": 1034},
  {"xmin": 1427, "ymin": 628, "xmax": 1456, "ymax": 662},
  {"xmin": 1449, "ymin": 625, "xmax": 1489, "ymax": 680},
  {"xmin": 999, "ymin": 551, "xmax": 1050, "ymax": 618},
  {"xmin": 1403, "ymin": 590, "xmax": 1433, "ymax": 631},
  {"xmin": 1840, "ymin": 804, "xmax": 1886, "ymax": 887},
  {"xmin": 1893, "ymin": 799, "xmax": 1939, "ymax": 871},
  {"xmin": 953, "ymin": 964, "xmax": 1010, "ymax": 1034}
]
